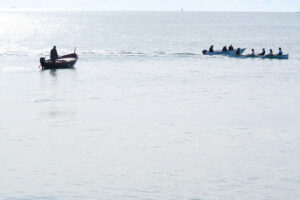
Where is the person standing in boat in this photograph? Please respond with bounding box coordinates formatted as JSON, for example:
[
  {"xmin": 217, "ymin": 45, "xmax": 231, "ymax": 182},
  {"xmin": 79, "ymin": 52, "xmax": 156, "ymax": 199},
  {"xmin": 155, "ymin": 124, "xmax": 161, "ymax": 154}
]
[
  {"xmin": 209, "ymin": 45, "xmax": 214, "ymax": 52},
  {"xmin": 229, "ymin": 45, "xmax": 234, "ymax": 51},
  {"xmin": 50, "ymin": 46, "xmax": 59, "ymax": 63},
  {"xmin": 251, "ymin": 49, "xmax": 255, "ymax": 55},
  {"xmin": 259, "ymin": 48, "xmax": 265, "ymax": 56},
  {"xmin": 236, "ymin": 48, "xmax": 241, "ymax": 55},
  {"xmin": 278, "ymin": 47, "xmax": 283, "ymax": 55},
  {"xmin": 222, "ymin": 46, "xmax": 228, "ymax": 52}
]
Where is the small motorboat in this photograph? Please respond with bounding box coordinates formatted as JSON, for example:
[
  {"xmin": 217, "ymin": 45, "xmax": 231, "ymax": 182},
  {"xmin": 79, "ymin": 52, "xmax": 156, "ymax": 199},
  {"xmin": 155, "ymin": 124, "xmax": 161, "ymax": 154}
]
[
  {"xmin": 202, "ymin": 48, "xmax": 246, "ymax": 56},
  {"xmin": 40, "ymin": 53, "xmax": 79, "ymax": 70}
]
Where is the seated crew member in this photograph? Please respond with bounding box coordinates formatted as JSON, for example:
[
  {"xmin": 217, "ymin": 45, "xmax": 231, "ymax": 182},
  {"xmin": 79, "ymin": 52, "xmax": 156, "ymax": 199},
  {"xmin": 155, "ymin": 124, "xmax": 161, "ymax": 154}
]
[
  {"xmin": 278, "ymin": 47, "xmax": 283, "ymax": 56},
  {"xmin": 259, "ymin": 48, "xmax": 266, "ymax": 56},
  {"xmin": 268, "ymin": 49, "xmax": 273, "ymax": 56}
]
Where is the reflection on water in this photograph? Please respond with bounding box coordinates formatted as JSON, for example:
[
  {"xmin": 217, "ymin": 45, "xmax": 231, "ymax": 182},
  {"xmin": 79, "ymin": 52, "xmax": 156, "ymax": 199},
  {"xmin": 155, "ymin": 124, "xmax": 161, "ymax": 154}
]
[
  {"xmin": 39, "ymin": 67, "xmax": 77, "ymax": 79},
  {"xmin": 47, "ymin": 67, "xmax": 76, "ymax": 77},
  {"xmin": 50, "ymin": 69, "xmax": 57, "ymax": 77}
]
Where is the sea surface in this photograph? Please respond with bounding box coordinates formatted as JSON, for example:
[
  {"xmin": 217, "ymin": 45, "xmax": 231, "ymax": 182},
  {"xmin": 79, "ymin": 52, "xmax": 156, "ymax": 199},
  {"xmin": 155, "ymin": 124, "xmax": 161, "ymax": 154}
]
[{"xmin": 0, "ymin": 11, "xmax": 300, "ymax": 200}]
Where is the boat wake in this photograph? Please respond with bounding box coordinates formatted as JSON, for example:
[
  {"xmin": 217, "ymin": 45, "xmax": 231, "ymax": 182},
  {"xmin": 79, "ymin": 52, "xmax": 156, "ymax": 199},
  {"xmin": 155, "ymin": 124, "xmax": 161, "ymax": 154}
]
[
  {"xmin": 79, "ymin": 50, "xmax": 200, "ymax": 58},
  {"xmin": 0, "ymin": 66, "xmax": 33, "ymax": 72},
  {"xmin": 31, "ymin": 98, "xmax": 64, "ymax": 103},
  {"xmin": 0, "ymin": 49, "xmax": 201, "ymax": 58}
]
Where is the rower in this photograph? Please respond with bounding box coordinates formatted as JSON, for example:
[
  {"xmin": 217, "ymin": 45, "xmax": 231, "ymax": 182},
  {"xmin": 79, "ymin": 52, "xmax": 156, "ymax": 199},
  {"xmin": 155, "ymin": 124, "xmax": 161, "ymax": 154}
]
[
  {"xmin": 236, "ymin": 48, "xmax": 241, "ymax": 55},
  {"xmin": 209, "ymin": 45, "xmax": 214, "ymax": 52},
  {"xmin": 229, "ymin": 45, "xmax": 234, "ymax": 51},
  {"xmin": 222, "ymin": 46, "xmax": 228, "ymax": 52},
  {"xmin": 268, "ymin": 49, "xmax": 273, "ymax": 56},
  {"xmin": 278, "ymin": 47, "xmax": 283, "ymax": 55},
  {"xmin": 251, "ymin": 49, "xmax": 255, "ymax": 55},
  {"xmin": 50, "ymin": 46, "xmax": 59, "ymax": 63},
  {"xmin": 259, "ymin": 48, "xmax": 265, "ymax": 56}
]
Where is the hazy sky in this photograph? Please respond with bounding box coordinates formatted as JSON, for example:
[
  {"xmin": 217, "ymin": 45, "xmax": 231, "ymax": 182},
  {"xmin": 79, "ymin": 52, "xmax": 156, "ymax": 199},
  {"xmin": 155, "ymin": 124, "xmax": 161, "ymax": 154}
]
[{"xmin": 1, "ymin": 0, "xmax": 300, "ymax": 11}]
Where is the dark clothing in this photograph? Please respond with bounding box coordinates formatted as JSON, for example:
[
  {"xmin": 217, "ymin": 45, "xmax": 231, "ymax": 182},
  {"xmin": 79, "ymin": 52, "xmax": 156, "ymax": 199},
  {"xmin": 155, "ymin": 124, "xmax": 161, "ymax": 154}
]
[
  {"xmin": 236, "ymin": 48, "xmax": 241, "ymax": 55},
  {"xmin": 222, "ymin": 46, "xmax": 228, "ymax": 52},
  {"xmin": 269, "ymin": 50, "xmax": 273, "ymax": 56},
  {"xmin": 229, "ymin": 45, "xmax": 234, "ymax": 51},
  {"xmin": 50, "ymin": 48, "xmax": 58, "ymax": 62},
  {"xmin": 259, "ymin": 50, "xmax": 265, "ymax": 56},
  {"xmin": 209, "ymin": 46, "xmax": 214, "ymax": 52}
]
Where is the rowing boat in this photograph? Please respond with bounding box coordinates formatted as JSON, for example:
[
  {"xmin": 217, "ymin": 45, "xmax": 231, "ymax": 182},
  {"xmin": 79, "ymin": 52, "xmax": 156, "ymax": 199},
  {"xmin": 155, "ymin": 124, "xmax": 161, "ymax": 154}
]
[
  {"xmin": 40, "ymin": 53, "xmax": 79, "ymax": 70},
  {"xmin": 233, "ymin": 54, "xmax": 289, "ymax": 59},
  {"xmin": 231, "ymin": 54, "xmax": 289, "ymax": 59},
  {"xmin": 202, "ymin": 48, "xmax": 246, "ymax": 56},
  {"xmin": 262, "ymin": 54, "xmax": 288, "ymax": 59}
]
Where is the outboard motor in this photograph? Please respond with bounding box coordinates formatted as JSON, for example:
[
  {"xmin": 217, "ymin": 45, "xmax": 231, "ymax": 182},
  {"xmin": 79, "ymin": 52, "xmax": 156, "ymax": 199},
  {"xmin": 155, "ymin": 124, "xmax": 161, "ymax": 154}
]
[
  {"xmin": 40, "ymin": 57, "xmax": 46, "ymax": 69},
  {"xmin": 40, "ymin": 57, "xmax": 45, "ymax": 64},
  {"xmin": 202, "ymin": 50, "xmax": 207, "ymax": 55}
]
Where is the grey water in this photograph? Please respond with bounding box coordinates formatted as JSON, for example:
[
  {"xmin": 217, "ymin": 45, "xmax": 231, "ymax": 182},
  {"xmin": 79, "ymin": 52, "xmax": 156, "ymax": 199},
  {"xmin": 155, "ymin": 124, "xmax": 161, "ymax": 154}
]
[{"xmin": 0, "ymin": 11, "xmax": 300, "ymax": 200}]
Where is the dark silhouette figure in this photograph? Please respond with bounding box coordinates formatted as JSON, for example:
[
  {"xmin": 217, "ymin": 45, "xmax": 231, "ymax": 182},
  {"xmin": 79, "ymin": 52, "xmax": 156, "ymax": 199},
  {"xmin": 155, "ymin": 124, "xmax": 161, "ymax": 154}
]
[
  {"xmin": 222, "ymin": 46, "xmax": 228, "ymax": 52},
  {"xmin": 50, "ymin": 46, "xmax": 59, "ymax": 62},
  {"xmin": 278, "ymin": 48, "xmax": 283, "ymax": 55},
  {"xmin": 259, "ymin": 48, "xmax": 265, "ymax": 56},
  {"xmin": 236, "ymin": 48, "xmax": 241, "ymax": 55},
  {"xmin": 229, "ymin": 45, "xmax": 234, "ymax": 51},
  {"xmin": 209, "ymin": 45, "xmax": 214, "ymax": 52},
  {"xmin": 269, "ymin": 49, "xmax": 273, "ymax": 56}
]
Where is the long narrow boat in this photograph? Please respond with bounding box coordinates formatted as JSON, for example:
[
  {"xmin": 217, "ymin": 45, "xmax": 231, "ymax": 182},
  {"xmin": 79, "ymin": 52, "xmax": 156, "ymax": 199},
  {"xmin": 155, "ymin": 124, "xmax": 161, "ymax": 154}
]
[
  {"xmin": 40, "ymin": 53, "xmax": 79, "ymax": 70},
  {"xmin": 202, "ymin": 48, "xmax": 246, "ymax": 56},
  {"xmin": 233, "ymin": 54, "xmax": 289, "ymax": 59},
  {"xmin": 262, "ymin": 54, "xmax": 289, "ymax": 59}
]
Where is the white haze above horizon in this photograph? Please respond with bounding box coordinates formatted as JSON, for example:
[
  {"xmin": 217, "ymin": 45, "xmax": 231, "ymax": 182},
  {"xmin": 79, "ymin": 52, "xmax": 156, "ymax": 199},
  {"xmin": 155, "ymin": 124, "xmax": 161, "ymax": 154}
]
[{"xmin": 0, "ymin": 0, "xmax": 299, "ymax": 12}]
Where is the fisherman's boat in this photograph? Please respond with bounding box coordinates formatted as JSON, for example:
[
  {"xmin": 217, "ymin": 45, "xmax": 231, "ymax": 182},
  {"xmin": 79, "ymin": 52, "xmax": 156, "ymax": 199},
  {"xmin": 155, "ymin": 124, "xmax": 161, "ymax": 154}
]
[{"xmin": 40, "ymin": 53, "xmax": 79, "ymax": 70}]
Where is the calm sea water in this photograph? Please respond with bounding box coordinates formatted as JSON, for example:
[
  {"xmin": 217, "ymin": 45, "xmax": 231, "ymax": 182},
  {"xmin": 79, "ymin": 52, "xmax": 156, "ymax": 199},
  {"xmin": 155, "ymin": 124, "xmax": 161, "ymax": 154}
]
[{"xmin": 0, "ymin": 11, "xmax": 300, "ymax": 200}]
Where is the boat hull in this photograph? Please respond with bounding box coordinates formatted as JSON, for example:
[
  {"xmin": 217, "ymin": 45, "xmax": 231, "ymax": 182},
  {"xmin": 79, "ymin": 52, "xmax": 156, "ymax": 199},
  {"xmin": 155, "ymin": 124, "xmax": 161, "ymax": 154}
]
[
  {"xmin": 202, "ymin": 48, "xmax": 246, "ymax": 55},
  {"xmin": 262, "ymin": 54, "xmax": 289, "ymax": 59},
  {"xmin": 40, "ymin": 53, "xmax": 79, "ymax": 70},
  {"xmin": 234, "ymin": 54, "xmax": 289, "ymax": 59}
]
